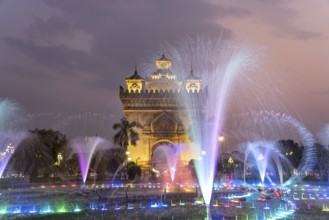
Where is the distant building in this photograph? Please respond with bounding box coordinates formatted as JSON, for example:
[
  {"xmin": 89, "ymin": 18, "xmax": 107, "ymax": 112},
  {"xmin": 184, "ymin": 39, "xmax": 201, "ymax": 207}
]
[{"xmin": 119, "ymin": 54, "xmax": 206, "ymax": 169}]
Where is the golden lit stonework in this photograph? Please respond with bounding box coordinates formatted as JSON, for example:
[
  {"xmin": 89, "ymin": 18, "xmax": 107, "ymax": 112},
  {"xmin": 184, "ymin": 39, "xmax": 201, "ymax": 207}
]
[
  {"xmin": 120, "ymin": 54, "xmax": 205, "ymax": 169},
  {"xmin": 125, "ymin": 68, "xmax": 144, "ymax": 93},
  {"xmin": 184, "ymin": 69, "xmax": 201, "ymax": 93}
]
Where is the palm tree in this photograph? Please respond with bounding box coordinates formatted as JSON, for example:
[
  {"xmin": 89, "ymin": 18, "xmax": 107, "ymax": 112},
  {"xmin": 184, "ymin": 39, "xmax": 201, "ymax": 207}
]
[{"xmin": 112, "ymin": 117, "xmax": 143, "ymax": 152}]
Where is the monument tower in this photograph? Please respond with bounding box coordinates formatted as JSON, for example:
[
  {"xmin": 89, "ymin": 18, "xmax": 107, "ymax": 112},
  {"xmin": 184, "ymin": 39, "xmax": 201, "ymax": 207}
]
[{"xmin": 119, "ymin": 54, "xmax": 205, "ymax": 169}]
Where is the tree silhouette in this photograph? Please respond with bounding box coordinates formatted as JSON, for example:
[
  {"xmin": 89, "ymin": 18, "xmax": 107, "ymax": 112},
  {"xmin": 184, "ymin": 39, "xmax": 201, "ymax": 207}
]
[
  {"xmin": 277, "ymin": 139, "xmax": 303, "ymax": 169},
  {"xmin": 10, "ymin": 129, "xmax": 68, "ymax": 180},
  {"xmin": 112, "ymin": 117, "xmax": 143, "ymax": 152}
]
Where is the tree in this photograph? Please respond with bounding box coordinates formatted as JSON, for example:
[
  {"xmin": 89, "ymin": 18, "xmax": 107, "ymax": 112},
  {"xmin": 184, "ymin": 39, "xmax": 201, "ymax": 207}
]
[
  {"xmin": 277, "ymin": 139, "xmax": 303, "ymax": 173},
  {"xmin": 112, "ymin": 117, "xmax": 143, "ymax": 152},
  {"xmin": 63, "ymin": 153, "xmax": 80, "ymax": 176},
  {"xmin": 10, "ymin": 129, "xmax": 69, "ymax": 180},
  {"xmin": 105, "ymin": 148, "xmax": 126, "ymax": 173},
  {"xmin": 29, "ymin": 129, "xmax": 69, "ymax": 162},
  {"xmin": 126, "ymin": 162, "xmax": 142, "ymax": 180}
]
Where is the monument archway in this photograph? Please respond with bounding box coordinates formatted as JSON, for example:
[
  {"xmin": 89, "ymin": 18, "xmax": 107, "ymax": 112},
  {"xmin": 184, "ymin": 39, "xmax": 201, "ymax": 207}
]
[{"xmin": 151, "ymin": 141, "xmax": 178, "ymax": 174}]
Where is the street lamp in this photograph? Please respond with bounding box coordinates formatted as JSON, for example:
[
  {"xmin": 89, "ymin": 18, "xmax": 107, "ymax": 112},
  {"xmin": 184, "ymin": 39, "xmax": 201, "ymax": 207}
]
[
  {"xmin": 56, "ymin": 153, "xmax": 63, "ymax": 166},
  {"xmin": 218, "ymin": 136, "xmax": 225, "ymax": 142},
  {"xmin": 218, "ymin": 135, "xmax": 225, "ymax": 153},
  {"xmin": 228, "ymin": 156, "xmax": 234, "ymax": 164}
]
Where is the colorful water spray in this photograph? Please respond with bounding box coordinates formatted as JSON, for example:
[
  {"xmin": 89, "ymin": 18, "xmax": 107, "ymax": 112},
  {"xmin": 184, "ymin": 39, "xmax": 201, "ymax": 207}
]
[
  {"xmin": 152, "ymin": 143, "xmax": 182, "ymax": 182},
  {"xmin": 164, "ymin": 36, "xmax": 261, "ymax": 206},
  {"xmin": 244, "ymin": 140, "xmax": 286, "ymax": 185},
  {"xmin": 0, "ymin": 131, "xmax": 26, "ymax": 177},
  {"xmin": 228, "ymin": 111, "xmax": 316, "ymax": 185},
  {"xmin": 0, "ymin": 98, "xmax": 26, "ymax": 178},
  {"xmin": 0, "ymin": 98, "xmax": 22, "ymax": 130},
  {"xmin": 71, "ymin": 136, "xmax": 109, "ymax": 183}
]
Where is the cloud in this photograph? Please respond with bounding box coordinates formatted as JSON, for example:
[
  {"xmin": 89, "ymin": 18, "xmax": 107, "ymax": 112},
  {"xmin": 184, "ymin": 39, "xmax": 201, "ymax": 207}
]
[
  {"xmin": 27, "ymin": 16, "xmax": 72, "ymax": 40},
  {"xmin": 280, "ymin": 27, "xmax": 322, "ymax": 40},
  {"xmin": 2, "ymin": 37, "xmax": 104, "ymax": 75},
  {"xmin": 19, "ymin": 0, "xmax": 246, "ymax": 90},
  {"xmin": 226, "ymin": 0, "xmax": 324, "ymax": 40}
]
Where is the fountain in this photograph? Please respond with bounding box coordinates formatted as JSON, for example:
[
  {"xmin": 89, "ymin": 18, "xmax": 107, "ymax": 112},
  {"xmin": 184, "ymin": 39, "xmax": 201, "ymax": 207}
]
[
  {"xmin": 54, "ymin": 113, "xmax": 116, "ymax": 140},
  {"xmin": 243, "ymin": 140, "xmax": 287, "ymax": 185},
  {"xmin": 161, "ymin": 36, "xmax": 261, "ymax": 208},
  {"xmin": 227, "ymin": 111, "xmax": 316, "ymax": 186},
  {"xmin": 0, "ymin": 131, "xmax": 26, "ymax": 178},
  {"xmin": 0, "ymin": 99, "xmax": 27, "ymax": 178},
  {"xmin": 0, "ymin": 36, "xmax": 328, "ymax": 220},
  {"xmin": 318, "ymin": 124, "xmax": 329, "ymax": 145},
  {"xmin": 71, "ymin": 136, "xmax": 109, "ymax": 183},
  {"xmin": 152, "ymin": 143, "xmax": 182, "ymax": 182},
  {"xmin": 0, "ymin": 98, "xmax": 22, "ymax": 130}
]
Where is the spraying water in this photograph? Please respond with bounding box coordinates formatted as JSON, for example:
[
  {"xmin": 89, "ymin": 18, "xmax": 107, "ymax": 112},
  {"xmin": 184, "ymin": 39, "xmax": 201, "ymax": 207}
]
[
  {"xmin": 71, "ymin": 136, "xmax": 109, "ymax": 183},
  {"xmin": 228, "ymin": 111, "xmax": 316, "ymax": 185},
  {"xmin": 244, "ymin": 140, "xmax": 288, "ymax": 185},
  {"xmin": 0, "ymin": 131, "xmax": 27, "ymax": 177},
  {"xmin": 161, "ymin": 36, "xmax": 261, "ymax": 205},
  {"xmin": 0, "ymin": 98, "xmax": 21, "ymax": 130},
  {"xmin": 54, "ymin": 113, "xmax": 116, "ymax": 139},
  {"xmin": 0, "ymin": 99, "xmax": 27, "ymax": 177},
  {"xmin": 152, "ymin": 143, "xmax": 183, "ymax": 182},
  {"xmin": 318, "ymin": 124, "xmax": 329, "ymax": 147}
]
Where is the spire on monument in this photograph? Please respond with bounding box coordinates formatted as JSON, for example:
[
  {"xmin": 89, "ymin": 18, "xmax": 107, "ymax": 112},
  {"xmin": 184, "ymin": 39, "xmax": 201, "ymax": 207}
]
[
  {"xmin": 185, "ymin": 64, "xmax": 200, "ymax": 80},
  {"xmin": 126, "ymin": 64, "xmax": 144, "ymax": 80},
  {"xmin": 125, "ymin": 65, "xmax": 144, "ymax": 93},
  {"xmin": 158, "ymin": 51, "xmax": 171, "ymax": 61}
]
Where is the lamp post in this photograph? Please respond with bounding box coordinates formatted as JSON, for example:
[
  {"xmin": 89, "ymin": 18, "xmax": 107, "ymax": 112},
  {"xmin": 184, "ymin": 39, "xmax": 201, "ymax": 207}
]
[
  {"xmin": 218, "ymin": 135, "xmax": 225, "ymax": 153},
  {"xmin": 57, "ymin": 153, "xmax": 63, "ymax": 165},
  {"xmin": 228, "ymin": 156, "xmax": 234, "ymax": 165}
]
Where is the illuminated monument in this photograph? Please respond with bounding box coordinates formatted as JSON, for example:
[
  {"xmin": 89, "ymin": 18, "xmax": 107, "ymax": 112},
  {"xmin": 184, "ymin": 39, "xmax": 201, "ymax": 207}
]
[{"xmin": 119, "ymin": 54, "xmax": 206, "ymax": 168}]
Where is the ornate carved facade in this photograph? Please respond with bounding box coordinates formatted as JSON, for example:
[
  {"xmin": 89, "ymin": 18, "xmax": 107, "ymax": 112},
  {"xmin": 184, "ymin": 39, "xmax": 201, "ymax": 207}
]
[{"xmin": 119, "ymin": 54, "xmax": 206, "ymax": 168}]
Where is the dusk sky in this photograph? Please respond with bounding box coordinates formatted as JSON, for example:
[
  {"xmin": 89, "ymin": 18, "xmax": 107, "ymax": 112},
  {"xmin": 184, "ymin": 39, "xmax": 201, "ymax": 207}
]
[{"xmin": 0, "ymin": 0, "xmax": 329, "ymax": 135}]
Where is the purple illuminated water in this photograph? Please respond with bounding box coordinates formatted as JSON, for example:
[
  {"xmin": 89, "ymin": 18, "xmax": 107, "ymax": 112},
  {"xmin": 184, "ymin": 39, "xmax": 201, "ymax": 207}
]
[
  {"xmin": 244, "ymin": 140, "xmax": 285, "ymax": 185},
  {"xmin": 0, "ymin": 99, "xmax": 26, "ymax": 178},
  {"xmin": 228, "ymin": 111, "xmax": 315, "ymax": 185},
  {"xmin": 71, "ymin": 136, "xmax": 109, "ymax": 183},
  {"xmin": 166, "ymin": 37, "xmax": 260, "ymax": 205},
  {"xmin": 153, "ymin": 144, "xmax": 183, "ymax": 182},
  {"xmin": 0, "ymin": 131, "xmax": 26, "ymax": 177}
]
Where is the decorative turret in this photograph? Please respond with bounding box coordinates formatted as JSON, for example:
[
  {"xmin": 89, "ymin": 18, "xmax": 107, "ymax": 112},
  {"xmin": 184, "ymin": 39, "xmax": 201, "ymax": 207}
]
[
  {"xmin": 156, "ymin": 53, "xmax": 171, "ymax": 69},
  {"xmin": 151, "ymin": 53, "xmax": 176, "ymax": 80},
  {"xmin": 184, "ymin": 68, "xmax": 201, "ymax": 93},
  {"xmin": 125, "ymin": 66, "xmax": 144, "ymax": 93},
  {"xmin": 146, "ymin": 53, "xmax": 181, "ymax": 92}
]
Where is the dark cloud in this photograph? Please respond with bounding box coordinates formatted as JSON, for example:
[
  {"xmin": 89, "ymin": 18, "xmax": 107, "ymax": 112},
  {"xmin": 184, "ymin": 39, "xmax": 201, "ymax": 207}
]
[
  {"xmin": 2, "ymin": 37, "xmax": 104, "ymax": 75},
  {"xmin": 48, "ymin": 1, "xmax": 242, "ymax": 67},
  {"xmin": 11, "ymin": 0, "xmax": 246, "ymax": 92}
]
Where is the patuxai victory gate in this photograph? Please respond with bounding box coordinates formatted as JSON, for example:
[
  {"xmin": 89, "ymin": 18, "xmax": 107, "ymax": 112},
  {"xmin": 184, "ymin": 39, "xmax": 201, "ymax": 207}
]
[{"xmin": 119, "ymin": 54, "xmax": 206, "ymax": 169}]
